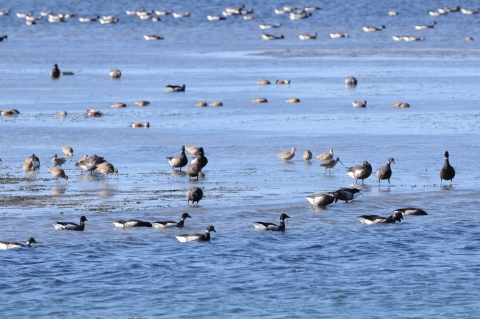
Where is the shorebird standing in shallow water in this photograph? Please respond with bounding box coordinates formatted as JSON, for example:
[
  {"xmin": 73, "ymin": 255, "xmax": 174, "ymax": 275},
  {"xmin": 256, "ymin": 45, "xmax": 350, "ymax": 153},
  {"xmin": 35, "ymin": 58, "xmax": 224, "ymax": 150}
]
[
  {"xmin": 48, "ymin": 167, "xmax": 68, "ymax": 183},
  {"xmin": 0, "ymin": 237, "xmax": 37, "ymax": 250},
  {"xmin": 62, "ymin": 146, "xmax": 73, "ymax": 157},
  {"xmin": 22, "ymin": 154, "xmax": 40, "ymax": 179},
  {"xmin": 167, "ymin": 146, "xmax": 188, "ymax": 170},
  {"xmin": 376, "ymin": 158, "xmax": 395, "ymax": 185},
  {"xmin": 95, "ymin": 162, "xmax": 118, "ymax": 178},
  {"xmin": 316, "ymin": 149, "xmax": 333, "ymax": 161},
  {"xmin": 320, "ymin": 157, "xmax": 343, "ymax": 173},
  {"xmin": 276, "ymin": 148, "xmax": 296, "ymax": 161},
  {"xmin": 303, "ymin": 150, "xmax": 312, "ymax": 161},
  {"xmin": 440, "ymin": 151, "xmax": 455, "ymax": 185},
  {"xmin": 51, "ymin": 154, "xmax": 67, "ymax": 167},
  {"xmin": 53, "ymin": 216, "xmax": 88, "ymax": 231}
]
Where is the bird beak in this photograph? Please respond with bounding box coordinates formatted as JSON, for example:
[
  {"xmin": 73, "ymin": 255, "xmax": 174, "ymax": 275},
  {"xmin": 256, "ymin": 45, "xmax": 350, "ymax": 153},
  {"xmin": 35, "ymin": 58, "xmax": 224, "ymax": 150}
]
[{"xmin": 339, "ymin": 161, "xmax": 344, "ymax": 166}]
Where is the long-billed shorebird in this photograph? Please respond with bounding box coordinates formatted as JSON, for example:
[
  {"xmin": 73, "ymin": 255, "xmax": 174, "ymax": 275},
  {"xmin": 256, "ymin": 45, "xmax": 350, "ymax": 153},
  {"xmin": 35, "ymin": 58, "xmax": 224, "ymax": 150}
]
[
  {"xmin": 95, "ymin": 162, "xmax": 118, "ymax": 178},
  {"xmin": 51, "ymin": 154, "xmax": 67, "ymax": 167},
  {"xmin": 62, "ymin": 146, "xmax": 73, "ymax": 157},
  {"xmin": 276, "ymin": 148, "xmax": 296, "ymax": 161},
  {"xmin": 48, "ymin": 167, "xmax": 68, "ymax": 183},
  {"xmin": 320, "ymin": 157, "xmax": 343, "ymax": 173},
  {"xmin": 316, "ymin": 149, "xmax": 333, "ymax": 161}
]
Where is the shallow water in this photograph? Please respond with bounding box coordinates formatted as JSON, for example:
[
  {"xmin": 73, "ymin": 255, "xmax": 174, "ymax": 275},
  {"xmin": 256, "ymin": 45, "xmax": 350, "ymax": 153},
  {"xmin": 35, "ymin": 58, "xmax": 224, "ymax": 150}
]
[{"xmin": 1, "ymin": 0, "xmax": 480, "ymax": 318}]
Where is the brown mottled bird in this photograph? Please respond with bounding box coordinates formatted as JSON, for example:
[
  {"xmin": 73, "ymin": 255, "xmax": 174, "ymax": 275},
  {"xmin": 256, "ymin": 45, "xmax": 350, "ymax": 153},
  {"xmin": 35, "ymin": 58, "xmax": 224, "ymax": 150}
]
[
  {"xmin": 51, "ymin": 154, "xmax": 67, "ymax": 167},
  {"xmin": 95, "ymin": 162, "xmax": 118, "ymax": 178},
  {"xmin": 48, "ymin": 167, "xmax": 68, "ymax": 183},
  {"xmin": 276, "ymin": 148, "xmax": 296, "ymax": 161}
]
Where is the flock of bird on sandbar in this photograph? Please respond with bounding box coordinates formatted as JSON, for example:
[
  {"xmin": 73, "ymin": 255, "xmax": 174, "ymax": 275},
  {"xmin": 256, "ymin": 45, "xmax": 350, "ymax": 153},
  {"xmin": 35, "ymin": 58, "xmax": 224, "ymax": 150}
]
[{"xmin": 0, "ymin": 3, "xmax": 465, "ymax": 248}]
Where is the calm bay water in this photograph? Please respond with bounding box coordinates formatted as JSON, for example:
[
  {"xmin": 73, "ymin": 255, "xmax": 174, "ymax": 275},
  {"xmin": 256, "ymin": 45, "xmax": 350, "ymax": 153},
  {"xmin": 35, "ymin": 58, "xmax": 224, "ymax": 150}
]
[{"xmin": 1, "ymin": 0, "xmax": 480, "ymax": 318}]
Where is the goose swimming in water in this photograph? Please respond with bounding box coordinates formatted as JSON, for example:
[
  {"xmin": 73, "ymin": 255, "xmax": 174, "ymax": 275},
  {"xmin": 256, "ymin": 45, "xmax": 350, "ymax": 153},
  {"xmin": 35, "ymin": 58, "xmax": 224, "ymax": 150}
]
[
  {"xmin": 253, "ymin": 213, "xmax": 290, "ymax": 231},
  {"xmin": 376, "ymin": 157, "xmax": 395, "ymax": 184},
  {"xmin": 0, "ymin": 237, "xmax": 36, "ymax": 250},
  {"xmin": 276, "ymin": 79, "xmax": 290, "ymax": 84},
  {"xmin": 207, "ymin": 15, "xmax": 225, "ymax": 21},
  {"xmin": 306, "ymin": 193, "xmax": 335, "ymax": 206},
  {"xmin": 153, "ymin": 213, "xmax": 191, "ymax": 229},
  {"xmin": 172, "ymin": 12, "xmax": 190, "ymax": 18},
  {"xmin": 388, "ymin": 10, "xmax": 398, "ymax": 16},
  {"xmin": 352, "ymin": 100, "xmax": 367, "ymax": 108},
  {"xmin": 79, "ymin": 15, "xmax": 99, "ymax": 22},
  {"xmin": 261, "ymin": 33, "xmax": 284, "ymax": 40},
  {"xmin": 53, "ymin": 216, "xmax": 88, "ymax": 231},
  {"xmin": 347, "ymin": 161, "xmax": 372, "ymax": 183},
  {"xmin": 358, "ymin": 212, "xmax": 403, "ymax": 224},
  {"xmin": 187, "ymin": 187, "xmax": 203, "ymax": 204},
  {"xmin": 276, "ymin": 148, "xmax": 296, "ymax": 161},
  {"xmin": 259, "ymin": 23, "xmax": 281, "ymax": 29},
  {"xmin": 362, "ymin": 26, "xmax": 385, "ymax": 32},
  {"xmin": 176, "ymin": 225, "xmax": 216, "ymax": 242},
  {"xmin": 113, "ymin": 220, "xmax": 152, "ymax": 228},
  {"xmin": 440, "ymin": 151, "xmax": 455, "ymax": 185},
  {"xmin": 393, "ymin": 208, "xmax": 428, "ymax": 216},
  {"xmin": 461, "ymin": 7, "xmax": 479, "ymax": 14},
  {"xmin": 165, "ymin": 84, "xmax": 185, "ymax": 92},
  {"xmin": 0, "ymin": 35, "xmax": 8, "ymax": 41},
  {"xmin": 144, "ymin": 35, "xmax": 163, "ymax": 40},
  {"xmin": 330, "ymin": 32, "xmax": 348, "ymax": 38},
  {"xmin": 299, "ymin": 32, "xmax": 317, "ymax": 40},
  {"xmin": 405, "ymin": 36, "xmax": 424, "ymax": 41},
  {"xmin": 415, "ymin": 21, "xmax": 436, "ymax": 30},
  {"xmin": 333, "ymin": 187, "xmax": 361, "ymax": 203},
  {"xmin": 167, "ymin": 146, "xmax": 188, "ymax": 170}
]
